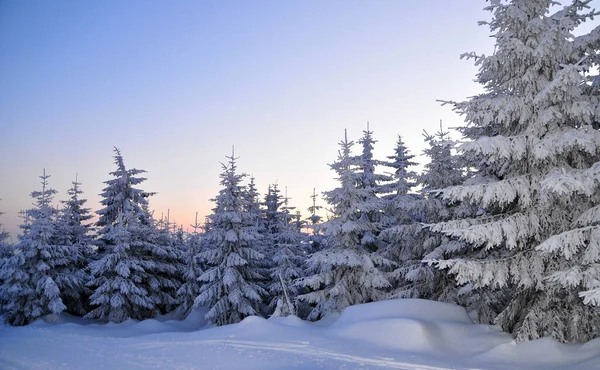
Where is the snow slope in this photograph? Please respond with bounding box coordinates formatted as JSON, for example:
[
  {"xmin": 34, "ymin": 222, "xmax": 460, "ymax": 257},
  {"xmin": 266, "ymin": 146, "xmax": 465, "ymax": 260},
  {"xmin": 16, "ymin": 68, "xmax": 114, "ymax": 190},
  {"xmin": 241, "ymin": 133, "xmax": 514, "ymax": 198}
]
[{"xmin": 1, "ymin": 299, "xmax": 600, "ymax": 369}]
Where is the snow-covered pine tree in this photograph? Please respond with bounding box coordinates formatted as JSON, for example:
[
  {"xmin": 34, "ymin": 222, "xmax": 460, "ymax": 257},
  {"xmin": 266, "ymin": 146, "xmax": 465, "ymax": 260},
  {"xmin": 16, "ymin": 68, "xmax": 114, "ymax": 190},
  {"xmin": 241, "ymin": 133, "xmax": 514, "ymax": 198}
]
[
  {"xmin": 355, "ymin": 124, "xmax": 391, "ymax": 252},
  {"xmin": 53, "ymin": 175, "xmax": 94, "ymax": 316},
  {"xmin": 0, "ymin": 204, "xmax": 10, "ymax": 262},
  {"xmin": 259, "ymin": 183, "xmax": 285, "ymax": 310},
  {"xmin": 268, "ymin": 188, "xmax": 305, "ymax": 317},
  {"xmin": 378, "ymin": 135, "xmax": 421, "ymax": 294},
  {"xmin": 407, "ymin": 128, "xmax": 467, "ymax": 298},
  {"xmin": 432, "ymin": 0, "xmax": 600, "ymax": 343},
  {"xmin": 0, "ymin": 170, "xmax": 78, "ymax": 325},
  {"xmin": 194, "ymin": 151, "xmax": 266, "ymax": 326},
  {"xmin": 88, "ymin": 148, "xmax": 179, "ymax": 321},
  {"xmin": 304, "ymin": 188, "xmax": 324, "ymax": 254},
  {"xmin": 0, "ymin": 203, "xmax": 12, "ymax": 312},
  {"xmin": 95, "ymin": 147, "xmax": 155, "ymax": 253},
  {"xmin": 174, "ymin": 213, "xmax": 205, "ymax": 320},
  {"xmin": 86, "ymin": 211, "xmax": 156, "ymax": 322},
  {"xmin": 296, "ymin": 130, "xmax": 391, "ymax": 320},
  {"xmin": 151, "ymin": 210, "xmax": 184, "ymax": 313}
]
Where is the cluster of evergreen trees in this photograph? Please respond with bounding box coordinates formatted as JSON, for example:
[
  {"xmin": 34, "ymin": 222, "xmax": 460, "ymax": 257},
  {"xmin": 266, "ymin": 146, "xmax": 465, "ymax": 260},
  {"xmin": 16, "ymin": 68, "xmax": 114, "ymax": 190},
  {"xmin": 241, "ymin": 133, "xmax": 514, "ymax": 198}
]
[{"xmin": 1, "ymin": 0, "xmax": 600, "ymax": 344}]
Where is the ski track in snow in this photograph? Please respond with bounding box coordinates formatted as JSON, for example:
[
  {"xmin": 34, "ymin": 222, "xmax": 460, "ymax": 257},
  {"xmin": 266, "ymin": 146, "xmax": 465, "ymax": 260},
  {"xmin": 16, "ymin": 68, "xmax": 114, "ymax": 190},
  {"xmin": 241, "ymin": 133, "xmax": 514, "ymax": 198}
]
[{"xmin": 130, "ymin": 339, "xmax": 458, "ymax": 370}]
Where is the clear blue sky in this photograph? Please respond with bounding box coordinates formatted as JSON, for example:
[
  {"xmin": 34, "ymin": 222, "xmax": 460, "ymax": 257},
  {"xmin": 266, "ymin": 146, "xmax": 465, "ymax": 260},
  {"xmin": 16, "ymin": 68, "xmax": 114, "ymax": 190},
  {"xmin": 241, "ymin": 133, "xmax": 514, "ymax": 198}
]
[{"xmin": 0, "ymin": 1, "xmax": 508, "ymax": 239}]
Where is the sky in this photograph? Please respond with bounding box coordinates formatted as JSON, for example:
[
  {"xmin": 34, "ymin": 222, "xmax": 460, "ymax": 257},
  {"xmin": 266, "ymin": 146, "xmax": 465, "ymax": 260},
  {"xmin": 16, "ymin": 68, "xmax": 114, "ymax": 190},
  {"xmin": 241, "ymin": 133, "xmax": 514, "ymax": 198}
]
[{"xmin": 0, "ymin": 0, "xmax": 535, "ymax": 240}]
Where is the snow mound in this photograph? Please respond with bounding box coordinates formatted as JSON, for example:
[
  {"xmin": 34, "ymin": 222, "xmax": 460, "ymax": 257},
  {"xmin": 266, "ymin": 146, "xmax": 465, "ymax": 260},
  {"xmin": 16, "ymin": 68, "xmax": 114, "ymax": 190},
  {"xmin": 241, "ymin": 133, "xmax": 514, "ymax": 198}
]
[
  {"xmin": 329, "ymin": 299, "xmax": 507, "ymax": 355},
  {"xmin": 332, "ymin": 298, "xmax": 473, "ymax": 325}
]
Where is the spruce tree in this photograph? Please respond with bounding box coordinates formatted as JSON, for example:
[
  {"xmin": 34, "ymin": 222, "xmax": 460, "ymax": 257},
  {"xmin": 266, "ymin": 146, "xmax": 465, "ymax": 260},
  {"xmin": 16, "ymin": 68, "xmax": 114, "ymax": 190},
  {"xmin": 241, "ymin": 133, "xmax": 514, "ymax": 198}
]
[
  {"xmin": 379, "ymin": 135, "xmax": 421, "ymax": 295},
  {"xmin": 194, "ymin": 151, "xmax": 266, "ymax": 326},
  {"xmin": 407, "ymin": 129, "xmax": 468, "ymax": 300},
  {"xmin": 432, "ymin": 0, "xmax": 600, "ymax": 343},
  {"xmin": 0, "ymin": 203, "xmax": 12, "ymax": 312},
  {"xmin": 86, "ymin": 211, "xmax": 156, "ymax": 322},
  {"xmin": 174, "ymin": 214, "xmax": 205, "ymax": 320},
  {"xmin": 151, "ymin": 211, "xmax": 184, "ymax": 313},
  {"xmin": 0, "ymin": 170, "xmax": 77, "ymax": 325},
  {"xmin": 0, "ymin": 204, "xmax": 10, "ymax": 262},
  {"xmin": 297, "ymin": 131, "xmax": 390, "ymax": 320},
  {"xmin": 87, "ymin": 148, "xmax": 178, "ymax": 322},
  {"xmin": 305, "ymin": 188, "xmax": 324, "ymax": 253},
  {"xmin": 355, "ymin": 125, "xmax": 391, "ymax": 252},
  {"xmin": 267, "ymin": 188, "xmax": 305, "ymax": 317},
  {"xmin": 53, "ymin": 175, "xmax": 94, "ymax": 315}
]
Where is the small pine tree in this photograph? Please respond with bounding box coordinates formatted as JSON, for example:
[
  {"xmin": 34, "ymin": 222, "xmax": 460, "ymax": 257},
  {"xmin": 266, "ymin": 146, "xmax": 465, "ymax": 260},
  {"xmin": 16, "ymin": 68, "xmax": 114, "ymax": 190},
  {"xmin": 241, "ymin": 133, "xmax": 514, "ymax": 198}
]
[
  {"xmin": 267, "ymin": 188, "xmax": 305, "ymax": 317},
  {"xmin": 174, "ymin": 213, "xmax": 205, "ymax": 320},
  {"xmin": 305, "ymin": 188, "xmax": 324, "ymax": 253},
  {"xmin": 297, "ymin": 131, "xmax": 391, "ymax": 320},
  {"xmin": 0, "ymin": 203, "xmax": 12, "ymax": 312},
  {"xmin": 194, "ymin": 151, "xmax": 266, "ymax": 326}
]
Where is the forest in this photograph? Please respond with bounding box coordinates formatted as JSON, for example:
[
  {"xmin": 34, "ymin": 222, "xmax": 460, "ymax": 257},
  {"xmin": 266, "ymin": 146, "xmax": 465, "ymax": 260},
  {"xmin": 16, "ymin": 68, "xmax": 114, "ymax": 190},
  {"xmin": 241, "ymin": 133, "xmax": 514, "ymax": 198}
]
[{"xmin": 1, "ymin": 0, "xmax": 600, "ymax": 347}]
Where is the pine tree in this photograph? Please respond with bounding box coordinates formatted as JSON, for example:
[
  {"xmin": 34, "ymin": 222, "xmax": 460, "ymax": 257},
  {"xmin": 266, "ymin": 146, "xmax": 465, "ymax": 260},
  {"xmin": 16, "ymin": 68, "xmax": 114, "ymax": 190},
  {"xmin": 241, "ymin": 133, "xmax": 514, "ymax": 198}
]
[
  {"xmin": 53, "ymin": 175, "xmax": 94, "ymax": 315},
  {"xmin": 194, "ymin": 151, "xmax": 266, "ymax": 326},
  {"xmin": 87, "ymin": 148, "xmax": 178, "ymax": 322},
  {"xmin": 95, "ymin": 147, "xmax": 155, "ymax": 241},
  {"xmin": 151, "ymin": 210, "xmax": 184, "ymax": 313},
  {"xmin": 174, "ymin": 213, "xmax": 205, "ymax": 320},
  {"xmin": 86, "ymin": 211, "xmax": 156, "ymax": 322},
  {"xmin": 0, "ymin": 203, "xmax": 10, "ymax": 262},
  {"xmin": 0, "ymin": 170, "xmax": 77, "ymax": 325},
  {"xmin": 378, "ymin": 135, "xmax": 421, "ymax": 295},
  {"xmin": 267, "ymin": 187, "xmax": 305, "ymax": 317},
  {"xmin": 0, "ymin": 203, "xmax": 12, "ymax": 312},
  {"xmin": 407, "ymin": 128, "xmax": 468, "ymax": 299},
  {"xmin": 432, "ymin": 0, "xmax": 600, "ymax": 343},
  {"xmin": 305, "ymin": 188, "xmax": 324, "ymax": 253},
  {"xmin": 355, "ymin": 124, "xmax": 391, "ymax": 252},
  {"xmin": 297, "ymin": 131, "xmax": 391, "ymax": 320}
]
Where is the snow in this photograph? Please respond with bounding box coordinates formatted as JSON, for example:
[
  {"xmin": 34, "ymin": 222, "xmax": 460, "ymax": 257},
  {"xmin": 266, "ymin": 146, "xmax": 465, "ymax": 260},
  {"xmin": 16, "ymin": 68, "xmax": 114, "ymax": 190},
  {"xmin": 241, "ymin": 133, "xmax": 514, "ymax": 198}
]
[{"xmin": 2, "ymin": 299, "xmax": 600, "ymax": 369}]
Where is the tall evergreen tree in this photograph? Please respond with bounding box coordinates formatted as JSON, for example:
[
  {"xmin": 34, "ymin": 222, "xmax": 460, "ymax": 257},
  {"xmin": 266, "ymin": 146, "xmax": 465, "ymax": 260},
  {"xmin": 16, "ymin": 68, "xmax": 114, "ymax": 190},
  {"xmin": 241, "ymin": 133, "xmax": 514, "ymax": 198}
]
[
  {"xmin": 53, "ymin": 175, "xmax": 94, "ymax": 315},
  {"xmin": 432, "ymin": 0, "xmax": 600, "ymax": 343},
  {"xmin": 379, "ymin": 135, "xmax": 421, "ymax": 295},
  {"xmin": 87, "ymin": 148, "xmax": 178, "ymax": 322},
  {"xmin": 86, "ymin": 211, "xmax": 157, "ymax": 322},
  {"xmin": 0, "ymin": 170, "xmax": 78, "ymax": 325},
  {"xmin": 297, "ymin": 131, "xmax": 390, "ymax": 320},
  {"xmin": 355, "ymin": 125, "xmax": 391, "ymax": 252},
  {"xmin": 194, "ymin": 152, "xmax": 266, "ymax": 326},
  {"xmin": 267, "ymin": 187, "xmax": 305, "ymax": 317},
  {"xmin": 401, "ymin": 128, "xmax": 485, "ymax": 309}
]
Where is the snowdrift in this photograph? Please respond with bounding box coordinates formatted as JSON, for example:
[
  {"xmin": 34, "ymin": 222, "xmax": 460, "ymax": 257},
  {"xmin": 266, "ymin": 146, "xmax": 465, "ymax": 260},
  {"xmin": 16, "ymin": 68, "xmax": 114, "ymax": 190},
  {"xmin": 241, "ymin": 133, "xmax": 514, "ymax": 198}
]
[{"xmin": 1, "ymin": 299, "xmax": 600, "ymax": 369}]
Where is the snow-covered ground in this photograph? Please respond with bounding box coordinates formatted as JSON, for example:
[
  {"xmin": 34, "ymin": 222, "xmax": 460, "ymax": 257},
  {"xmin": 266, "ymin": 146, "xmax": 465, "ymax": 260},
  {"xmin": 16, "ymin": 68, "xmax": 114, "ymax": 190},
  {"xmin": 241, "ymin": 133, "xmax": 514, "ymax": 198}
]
[{"xmin": 1, "ymin": 299, "xmax": 600, "ymax": 369}]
